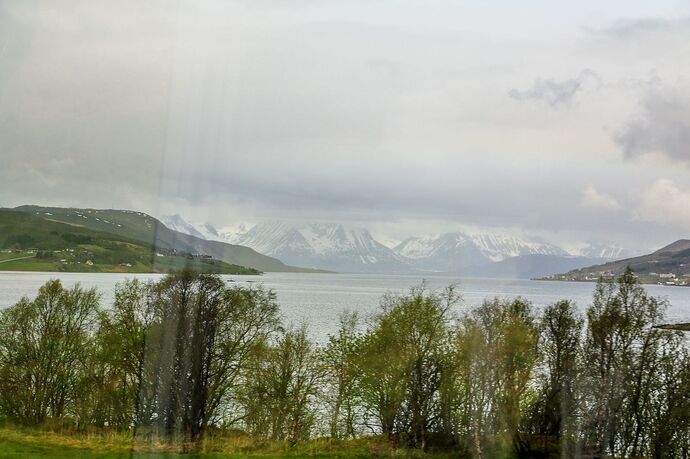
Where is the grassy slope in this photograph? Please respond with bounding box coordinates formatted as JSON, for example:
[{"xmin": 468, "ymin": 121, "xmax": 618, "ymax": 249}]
[
  {"xmin": 0, "ymin": 211, "xmax": 259, "ymax": 275},
  {"xmin": 0, "ymin": 426, "xmax": 455, "ymax": 458},
  {"xmin": 13, "ymin": 206, "xmax": 324, "ymax": 273},
  {"xmin": 542, "ymin": 239, "xmax": 690, "ymax": 283}
]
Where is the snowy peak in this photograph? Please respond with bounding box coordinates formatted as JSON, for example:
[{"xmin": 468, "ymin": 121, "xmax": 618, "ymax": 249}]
[
  {"xmin": 161, "ymin": 215, "xmax": 228, "ymax": 243},
  {"xmin": 161, "ymin": 215, "xmax": 206, "ymax": 240},
  {"xmin": 297, "ymin": 223, "xmax": 383, "ymax": 256},
  {"xmin": 236, "ymin": 222, "xmax": 396, "ymax": 258},
  {"xmin": 228, "ymin": 221, "xmax": 410, "ymax": 272},
  {"xmin": 394, "ymin": 231, "xmax": 566, "ymax": 265},
  {"xmin": 200, "ymin": 223, "xmax": 220, "ymax": 239},
  {"xmin": 468, "ymin": 233, "xmax": 567, "ymax": 260},
  {"xmin": 227, "ymin": 221, "xmax": 312, "ymax": 256},
  {"xmin": 160, "ymin": 214, "xmax": 637, "ymax": 275},
  {"xmin": 569, "ymin": 242, "xmax": 641, "ymax": 260}
]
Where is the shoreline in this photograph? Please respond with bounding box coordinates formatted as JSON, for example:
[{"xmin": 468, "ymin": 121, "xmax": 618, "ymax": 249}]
[{"xmin": 534, "ymin": 277, "xmax": 690, "ymax": 287}]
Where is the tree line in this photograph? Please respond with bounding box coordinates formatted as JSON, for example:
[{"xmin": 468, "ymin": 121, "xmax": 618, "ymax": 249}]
[{"xmin": 0, "ymin": 268, "xmax": 688, "ymax": 457}]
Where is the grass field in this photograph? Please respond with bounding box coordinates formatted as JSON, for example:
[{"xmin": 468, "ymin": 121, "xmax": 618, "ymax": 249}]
[{"xmin": 0, "ymin": 426, "xmax": 460, "ymax": 458}]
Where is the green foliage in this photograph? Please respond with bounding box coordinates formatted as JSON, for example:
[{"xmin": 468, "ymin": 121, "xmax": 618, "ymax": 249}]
[
  {"xmin": 526, "ymin": 300, "xmax": 583, "ymax": 454},
  {"xmin": 238, "ymin": 325, "xmax": 323, "ymax": 445},
  {"xmin": 322, "ymin": 311, "xmax": 364, "ymax": 440},
  {"xmin": 449, "ymin": 298, "xmax": 539, "ymax": 457},
  {"xmin": 0, "ymin": 280, "xmax": 100, "ymax": 424},
  {"xmin": 4, "ymin": 233, "xmax": 36, "ymax": 248},
  {"xmin": 0, "ymin": 269, "xmax": 689, "ymax": 458},
  {"xmin": 358, "ymin": 285, "xmax": 458, "ymax": 448},
  {"xmin": 86, "ymin": 279, "xmax": 156, "ymax": 429},
  {"xmin": 129, "ymin": 271, "xmax": 280, "ymax": 446},
  {"xmin": 580, "ymin": 267, "xmax": 688, "ymax": 457},
  {"xmin": 61, "ymin": 233, "xmax": 93, "ymax": 244}
]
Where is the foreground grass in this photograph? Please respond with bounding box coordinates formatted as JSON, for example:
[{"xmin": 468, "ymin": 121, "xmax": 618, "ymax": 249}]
[{"xmin": 0, "ymin": 426, "xmax": 461, "ymax": 458}]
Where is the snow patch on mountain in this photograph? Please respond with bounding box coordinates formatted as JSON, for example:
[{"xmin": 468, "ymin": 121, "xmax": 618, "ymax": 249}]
[
  {"xmin": 227, "ymin": 221, "xmax": 310, "ymax": 255},
  {"xmin": 568, "ymin": 242, "xmax": 641, "ymax": 260},
  {"xmin": 395, "ymin": 232, "xmax": 566, "ymax": 265},
  {"xmin": 226, "ymin": 221, "xmax": 410, "ymax": 272},
  {"xmin": 376, "ymin": 236, "xmax": 402, "ymax": 249},
  {"xmin": 161, "ymin": 215, "xmax": 233, "ymax": 243},
  {"xmin": 219, "ymin": 222, "xmax": 250, "ymax": 240},
  {"xmin": 161, "ymin": 215, "xmax": 206, "ymax": 240}
]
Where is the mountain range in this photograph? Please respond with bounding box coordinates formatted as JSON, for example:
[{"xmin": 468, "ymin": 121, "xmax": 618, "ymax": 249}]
[
  {"xmin": 0, "ymin": 204, "xmax": 663, "ymax": 278},
  {"xmin": 11, "ymin": 206, "xmax": 322, "ymax": 273},
  {"xmin": 393, "ymin": 232, "xmax": 567, "ymax": 272},
  {"xmin": 163, "ymin": 217, "xmax": 412, "ymax": 274},
  {"xmin": 162, "ymin": 216, "xmax": 641, "ymax": 278}
]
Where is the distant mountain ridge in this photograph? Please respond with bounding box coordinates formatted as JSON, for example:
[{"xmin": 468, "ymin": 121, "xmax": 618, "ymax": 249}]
[
  {"xmin": 227, "ymin": 221, "xmax": 412, "ymax": 273},
  {"xmin": 395, "ymin": 232, "xmax": 566, "ymax": 261},
  {"xmin": 161, "ymin": 214, "xmax": 207, "ymax": 240},
  {"xmin": 12, "ymin": 206, "xmax": 321, "ymax": 273},
  {"xmin": 393, "ymin": 232, "xmax": 567, "ymax": 273},
  {"xmin": 161, "ymin": 215, "xmax": 227, "ymax": 242},
  {"xmin": 163, "ymin": 216, "xmax": 637, "ymax": 277},
  {"xmin": 568, "ymin": 241, "xmax": 639, "ymax": 260},
  {"xmin": 4, "ymin": 206, "xmax": 639, "ymax": 277}
]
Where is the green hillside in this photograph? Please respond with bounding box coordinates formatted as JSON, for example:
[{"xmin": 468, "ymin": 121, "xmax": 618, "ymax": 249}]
[
  {"xmin": 541, "ymin": 239, "xmax": 690, "ymax": 285},
  {"xmin": 0, "ymin": 210, "xmax": 259, "ymax": 274},
  {"xmin": 13, "ymin": 206, "xmax": 322, "ymax": 273}
]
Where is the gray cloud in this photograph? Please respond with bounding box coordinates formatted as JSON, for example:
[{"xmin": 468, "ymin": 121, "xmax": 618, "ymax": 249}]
[
  {"xmin": 633, "ymin": 179, "xmax": 690, "ymax": 230},
  {"xmin": 594, "ymin": 17, "xmax": 690, "ymax": 39},
  {"xmin": 508, "ymin": 69, "xmax": 601, "ymax": 108},
  {"xmin": 616, "ymin": 83, "xmax": 690, "ymax": 163},
  {"xmin": 585, "ymin": 16, "xmax": 690, "ymax": 62}
]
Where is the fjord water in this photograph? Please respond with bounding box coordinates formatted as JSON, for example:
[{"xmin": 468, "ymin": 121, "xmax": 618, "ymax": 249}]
[{"xmin": 1, "ymin": 271, "xmax": 689, "ymax": 340}]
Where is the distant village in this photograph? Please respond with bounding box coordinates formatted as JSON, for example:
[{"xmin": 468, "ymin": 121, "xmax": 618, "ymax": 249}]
[
  {"xmin": 1, "ymin": 247, "xmax": 214, "ymax": 269},
  {"xmin": 543, "ymin": 268, "xmax": 690, "ymax": 286}
]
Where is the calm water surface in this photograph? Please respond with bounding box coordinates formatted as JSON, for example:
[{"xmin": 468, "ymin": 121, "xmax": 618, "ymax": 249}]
[{"xmin": 1, "ymin": 272, "xmax": 689, "ymax": 340}]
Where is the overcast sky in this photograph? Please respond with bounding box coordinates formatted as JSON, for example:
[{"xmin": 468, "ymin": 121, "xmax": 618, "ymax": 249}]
[{"xmin": 1, "ymin": 0, "xmax": 690, "ymax": 249}]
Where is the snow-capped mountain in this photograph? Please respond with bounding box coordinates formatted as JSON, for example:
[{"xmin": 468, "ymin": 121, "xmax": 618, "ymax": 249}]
[
  {"xmin": 159, "ymin": 214, "xmax": 636, "ymax": 276},
  {"xmin": 227, "ymin": 221, "xmax": 411, "ymax": 273},
  {"xmin": 161, "ymin": 215, "xmax": 207, "ymax": 240},
  {"xmin": 394, "ymin": 232, "xmax": 568, "ymax": 272},
  {"xmin": 569, "ymin": 242, "xmax": 641, "ymax": 261},
  {"xmin": 161, "ymin": 215, "xmax": 228, "ymax": 242}
]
